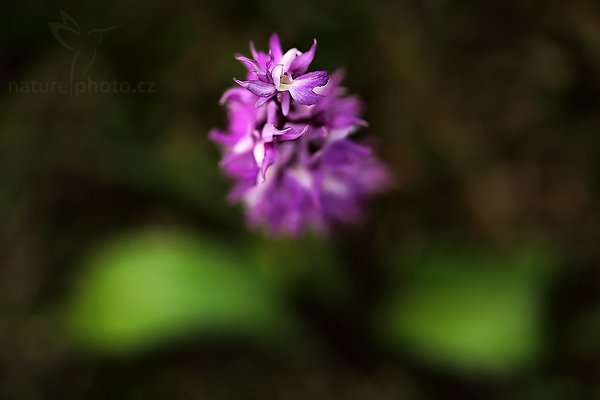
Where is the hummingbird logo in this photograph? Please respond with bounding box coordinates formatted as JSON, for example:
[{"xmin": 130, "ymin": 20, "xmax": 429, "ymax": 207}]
[{"xmin": 49, "ymin": 10, "xmax": 119, "ymax": 81}]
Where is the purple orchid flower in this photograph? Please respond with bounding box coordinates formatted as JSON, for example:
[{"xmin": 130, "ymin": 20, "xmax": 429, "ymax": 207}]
[
  {"xmin": 234, "ymin": 34, "xmax": 329, "ymax": 112},
  {"xmin": 210, "ymin": 34, "xmax": 392, "ymax": 235}
]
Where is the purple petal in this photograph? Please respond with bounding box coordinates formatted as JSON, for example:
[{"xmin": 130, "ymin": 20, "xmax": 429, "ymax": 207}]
[
  {"xmin": 247, "ymin": 44, "xmax": 272, "ymax": 80},
  {"xmin": 209, "ymin": 129, "xmax": 237, "ymax": 147},
  {"xmin": 290, "ymin": 39, "xmax": 317, "ymax": 76},
  {"xmin": 288, "ymin": 71, "xmax": 329, "ymax": 105},
  {"xmin": 219, "ymin": 87, "xmax": 251, "ymax": 105},
  {"xmin": 277, "ymin": 124, "xmax": 308, "ymax": 141},
  {"xmin": 265, "ymin": 51, "xmax": 275, "ymax": 82},
  {"xmin": 227, "ymin": 103, "xmax": 256, "ymax": 137},
  {"xmin": 269, "ymin": 33, "xmax": 283, "ymax": 62},
  {"xmin": 235, "ymin": 55, "xmax": 267, "ymax": 80},
  {"xmin": 295, "ymin": 71, "xmax": 329, "ymax": 88},
  {"xmin": 254, "ymin": 141, "xmax": 278, "ymax": 180},
  {"xmin": 263, "ymin": 147, "xmax": 278, "ymax": 177},
  {"xmin": 253, "ymin": 141, "xmax": 265, "ymax": 167},
  {"xmin": 227, "ymin": 180, "xmax": 255, "ymax": 203},
  {"xmin": 271, "ymin": 64, "xmax": 284, "ymax": 88},
  {"xmin": 289, "ymin": 87, "xmax": 323, "ymax": 106},
  {"xmin": 234, "ymin": 79, "xmax": 276, "ymax": 98},
  {"xmin": 231, "ymin": 134, "xmax": 255, "ymax": 154},
  {"xmin": 279, "ymin": 92, "xmax": 290, "ymax": 116},
  {"xmin": 266, "ymin": 101, "xmax": 278, "ymax": 125},
  {"xmin": 255, "ymin": 96, "xmax": 271, "ymax": 108},
  {"xmin": 262, "ymin": 124, "xmax": 291, "ymax": 143},
  {"xmin": 220, "ymin": 151, "xmax": 257, "ymax": 179},
  {"xmin": 279, "ymin": 48, "xmax": 301, "ymax": 71}
]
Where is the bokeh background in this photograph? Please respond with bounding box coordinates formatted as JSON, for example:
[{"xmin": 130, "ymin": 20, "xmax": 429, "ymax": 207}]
[{"xmin": 1, "ymin": 1, "xmax": 600, "ymax": 399}]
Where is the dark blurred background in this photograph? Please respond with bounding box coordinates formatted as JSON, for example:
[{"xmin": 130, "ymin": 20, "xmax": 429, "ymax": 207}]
[{"xmin": 1, "ymin": 0, "xmax": 599, "ymax": 399}]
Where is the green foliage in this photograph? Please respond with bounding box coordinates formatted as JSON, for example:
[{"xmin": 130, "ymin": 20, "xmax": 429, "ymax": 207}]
[
  {"xmin": 66, "ymin": 232, "xmax": 287, "ymax": 352},
  {"xmin": 378, "ymin": 246, "xmax": 556, "ymax": 373}
]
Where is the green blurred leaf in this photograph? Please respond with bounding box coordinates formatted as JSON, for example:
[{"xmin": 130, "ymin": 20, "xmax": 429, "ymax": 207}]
[
  {"xmin": 378, "ymin": 246, "xmax": 556, "ymax": 373},
  {"xmin": 66, "ymin": 232, "xmax": 287, "ymax": 353}
]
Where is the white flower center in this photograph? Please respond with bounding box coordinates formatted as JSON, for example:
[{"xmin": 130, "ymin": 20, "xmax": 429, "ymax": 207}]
[{"xmin": 277, "ymin": 74, "xmax": 293, "ymax": 91}]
